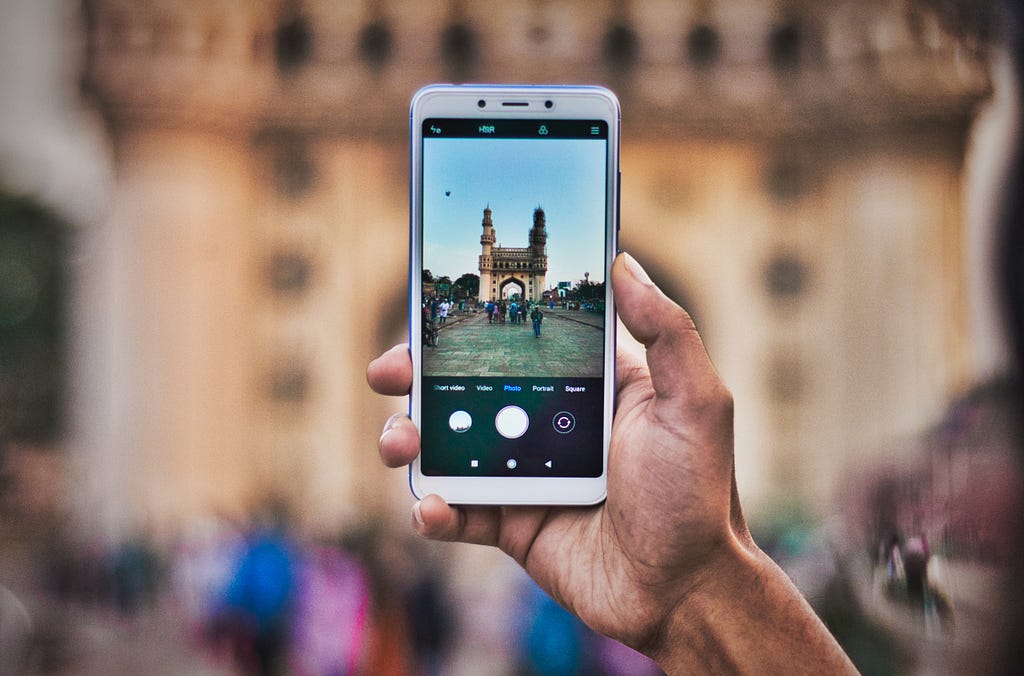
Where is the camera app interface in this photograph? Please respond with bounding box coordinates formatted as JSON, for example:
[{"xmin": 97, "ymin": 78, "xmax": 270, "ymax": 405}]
[{"xmin": 420, "ymin": 118, "xmax": 609, "ymax": 477}]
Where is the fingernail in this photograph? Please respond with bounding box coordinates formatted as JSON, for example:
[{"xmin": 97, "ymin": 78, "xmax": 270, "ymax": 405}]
[
  {"xmin": 623, "ymin": 252, "xmax": 654, "ymax": 287},
  {"xmin": 412, "ymin": 500, "xmax": 425, "ymax": 526},
  {"xmin": 379, "ymin": 413, "xmax": 402, "ymax": 446}
]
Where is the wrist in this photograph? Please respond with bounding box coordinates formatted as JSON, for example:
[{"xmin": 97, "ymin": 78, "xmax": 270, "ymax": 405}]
[{"xmin": 649, "ymin": 536, "xmax": 854, "ymax": 675}]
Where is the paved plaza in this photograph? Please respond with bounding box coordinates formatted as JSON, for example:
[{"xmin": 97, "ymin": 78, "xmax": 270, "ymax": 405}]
[{"xmin": 424, "ymin": 308, "xmax": 605, "ymax": 377}]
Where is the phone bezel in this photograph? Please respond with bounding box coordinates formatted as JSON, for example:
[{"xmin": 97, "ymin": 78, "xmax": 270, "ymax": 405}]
[{"xmin": 409, "ymin": 84, "xmax": 619, "ymax": 505}]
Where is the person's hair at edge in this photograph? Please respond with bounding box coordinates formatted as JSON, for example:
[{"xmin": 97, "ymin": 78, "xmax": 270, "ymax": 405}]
[
  {"xmin": 929, "ymin": 0, "xmax": 1024, "ymax": 670},
  {"xmin": 995, "ymin": 1, "xmax": 1024, "ymax": 670}
]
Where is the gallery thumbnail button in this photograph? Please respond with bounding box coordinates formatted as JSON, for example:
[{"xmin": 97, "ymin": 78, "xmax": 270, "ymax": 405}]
[{"xmin": 448, "ymin": 410, "xmax": 472, "ymax": 433}]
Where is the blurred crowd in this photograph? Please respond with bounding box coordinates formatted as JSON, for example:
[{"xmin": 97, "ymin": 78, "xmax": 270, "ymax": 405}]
[
  {"xmin": 2, "ymin": 377, "xmax": 1021, "ymax": 675},
  {"xmin": 0, "ymin": 488, "xmax": 661, "ymax": 675}
]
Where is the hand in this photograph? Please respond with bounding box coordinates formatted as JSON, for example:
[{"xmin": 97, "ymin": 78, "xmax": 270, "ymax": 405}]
[{"xmin": 367, "ymin": 252, "xmax": 854, "ymax": 672}]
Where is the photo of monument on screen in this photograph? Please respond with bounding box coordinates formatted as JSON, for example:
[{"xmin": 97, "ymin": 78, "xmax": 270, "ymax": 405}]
[
  {"xmin": 478, "ymin": 205, "xmax": 547, "ymax": 303},
  {"xmin": 420, "ymin": 135, "xmax": 608, "ymax": 378}
]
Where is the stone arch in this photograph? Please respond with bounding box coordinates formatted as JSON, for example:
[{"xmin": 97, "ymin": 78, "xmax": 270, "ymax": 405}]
[{"xmin": 498, "ymin": 276, "xmax": 525, "ymax": 300}]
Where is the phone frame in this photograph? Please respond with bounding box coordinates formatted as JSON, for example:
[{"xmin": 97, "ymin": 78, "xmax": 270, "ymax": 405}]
[{"xmin": 409, "ymin": 84, "xmax": 619, "ymax": 505}]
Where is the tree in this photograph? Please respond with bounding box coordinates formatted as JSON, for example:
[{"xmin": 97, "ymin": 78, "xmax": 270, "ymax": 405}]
[
  {"xmin": 0, "ymin": 192, "xmax": 68, "ymax": 442},
  {"xmin": 454, "ymin": 273, "xmax": 480, "ymax": 296},
  {"xmin": 585, "ymin": 281, "xmax": 605, "ymax": 300},
  {"xmin": 422, "ymin": 269, "xmax": 434, "ymax": 283}
]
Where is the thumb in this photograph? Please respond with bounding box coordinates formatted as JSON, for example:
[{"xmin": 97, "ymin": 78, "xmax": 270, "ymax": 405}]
[{"xmin": 612, "ymin": 252, "xmax": 726, "ymax": 406}]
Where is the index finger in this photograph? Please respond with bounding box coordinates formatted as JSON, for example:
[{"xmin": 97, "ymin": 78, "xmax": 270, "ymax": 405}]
[{"xmin": 367, "ymin": 343, "xmax": 413, "ymax": 396}]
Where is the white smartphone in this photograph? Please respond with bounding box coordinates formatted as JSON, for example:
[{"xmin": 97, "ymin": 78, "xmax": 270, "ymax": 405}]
[{"xmin": 409, "ymin": 84, "xmax": 619, "ymax": 505}]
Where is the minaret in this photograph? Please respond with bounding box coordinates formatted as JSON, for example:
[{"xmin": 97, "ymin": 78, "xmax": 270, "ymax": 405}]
[
  {"xmin": 481, "ymin": 205, "xmax": 495, "ymax": 253},
  {"xmin": 529, "ymin": 207, "xmax": 548, "ymax": 302},
  {"xmin": 479, "ymin": 206, "xmax": 495, "ymax": 301},
  {"xmin": 530, "ymin": 206, "xmax": 547, "ymax": 255}
]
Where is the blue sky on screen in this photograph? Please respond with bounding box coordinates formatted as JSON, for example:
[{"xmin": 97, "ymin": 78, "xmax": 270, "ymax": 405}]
[{"xmin": 423, "ymin": 136, "xmax": 607, "ymax": 288}]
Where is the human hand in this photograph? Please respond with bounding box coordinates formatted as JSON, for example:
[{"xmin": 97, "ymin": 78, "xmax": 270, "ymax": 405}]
[{"xmin": 368, "ymin": 252, "xmax": 853, "ymax": 672}]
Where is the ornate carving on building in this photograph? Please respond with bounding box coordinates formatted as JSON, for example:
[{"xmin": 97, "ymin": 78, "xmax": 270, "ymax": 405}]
[{"xmin": 81, "ymin": 1, "xmax": 988, "ymax": 138}]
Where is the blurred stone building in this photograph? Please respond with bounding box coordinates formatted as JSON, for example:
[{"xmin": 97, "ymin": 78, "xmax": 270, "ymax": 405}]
[{"xmin": 65, "ymin": 0, "xmax": 991, "ymax": 538}]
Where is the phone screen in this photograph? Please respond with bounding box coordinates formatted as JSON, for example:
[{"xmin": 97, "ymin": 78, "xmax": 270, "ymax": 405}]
[{"xmin": 417, "ymin": 117, "xmax": 611, "ymax": 479}]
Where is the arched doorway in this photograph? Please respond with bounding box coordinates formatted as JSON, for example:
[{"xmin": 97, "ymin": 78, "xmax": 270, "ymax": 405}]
[{"xmin": 499, "ymin": 277, "xmax": 525, "ymax": 301}]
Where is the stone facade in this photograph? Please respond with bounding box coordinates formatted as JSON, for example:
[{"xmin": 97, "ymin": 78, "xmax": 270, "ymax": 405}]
[{"xmin": 74, "ymin": 0, "xmax": 990, "ymax": 536}]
